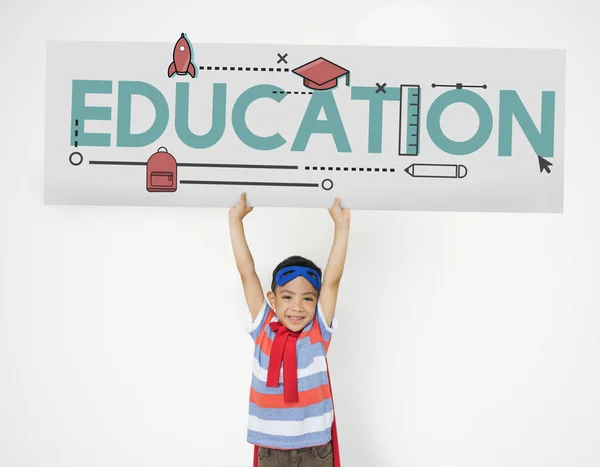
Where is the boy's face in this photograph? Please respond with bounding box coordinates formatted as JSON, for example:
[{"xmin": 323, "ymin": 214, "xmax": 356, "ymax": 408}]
[{"xmin": 267, "ymin": 276, "xmax": 319, "ymax": 332}]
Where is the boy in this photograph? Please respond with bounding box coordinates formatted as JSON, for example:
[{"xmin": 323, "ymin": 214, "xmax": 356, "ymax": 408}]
[{"xmin": 229, "ymin": 192, "xmax": 350, "ymax": 467}]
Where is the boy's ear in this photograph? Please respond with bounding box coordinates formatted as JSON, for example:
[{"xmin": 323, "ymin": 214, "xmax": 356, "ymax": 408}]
[{"xmin": 267, "ymin": 291, "xmax": 276, "ymax": 309}]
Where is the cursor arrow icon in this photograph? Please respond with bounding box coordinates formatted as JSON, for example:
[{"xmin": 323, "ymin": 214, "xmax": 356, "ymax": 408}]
[{"xmin": 538, "ymin": 156, "xmax": 553, "ymax": 174}]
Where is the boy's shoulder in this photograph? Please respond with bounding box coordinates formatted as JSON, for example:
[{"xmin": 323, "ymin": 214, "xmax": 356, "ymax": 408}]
[{"xmin": 245, "ymin": 299, "xmax": 272, "ymax": 340}]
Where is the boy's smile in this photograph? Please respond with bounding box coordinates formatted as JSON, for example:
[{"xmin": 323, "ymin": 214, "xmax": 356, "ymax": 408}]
[{"xmin": 267, "ymin": 276, "xmax": 318, "ymax": 331}]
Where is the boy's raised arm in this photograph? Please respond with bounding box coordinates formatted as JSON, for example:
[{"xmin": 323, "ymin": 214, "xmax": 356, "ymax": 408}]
[
  {"xmin": 319, "ymin": 197, "xmax": 351, "ymax": 328},
  {"xmin": 229, "ymin": 192, "xmax": 265, "ymax": 321}
]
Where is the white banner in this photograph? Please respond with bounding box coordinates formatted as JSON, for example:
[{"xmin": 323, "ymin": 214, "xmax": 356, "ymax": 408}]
[{"xmin": 44, "ymin": 37, "xmax": 565, "ymax": 212}]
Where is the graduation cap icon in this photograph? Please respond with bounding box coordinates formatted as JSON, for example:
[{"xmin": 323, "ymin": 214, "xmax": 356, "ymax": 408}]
[{"xmin": 292, "ymin": 57, "xmax": 350, "ymax": 91}]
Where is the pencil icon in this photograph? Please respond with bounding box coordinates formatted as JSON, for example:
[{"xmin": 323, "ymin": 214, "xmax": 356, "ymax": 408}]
[{"xmin": 404, "ymin": 163, "xmax": 468, "ymax": 179}]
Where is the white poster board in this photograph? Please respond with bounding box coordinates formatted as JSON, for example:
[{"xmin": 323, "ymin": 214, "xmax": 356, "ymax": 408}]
[{"xmin": 44, "ymin": 37, "xmax": 565, "ymax": 212}]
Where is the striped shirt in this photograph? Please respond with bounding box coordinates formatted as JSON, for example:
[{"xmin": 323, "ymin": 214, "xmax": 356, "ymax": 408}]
[{"xmin": 244, "ymin": 299, "xmax": 338, "ymax": 449}]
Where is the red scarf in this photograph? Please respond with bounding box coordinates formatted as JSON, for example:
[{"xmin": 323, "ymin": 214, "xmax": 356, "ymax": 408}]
[
  {"xmin": 266, "ymin": 321, "xmax": 302, "ymax": 402},
  {"xmin": 253, "ymin": 321, "xmax": 341, "ymax": 466}
]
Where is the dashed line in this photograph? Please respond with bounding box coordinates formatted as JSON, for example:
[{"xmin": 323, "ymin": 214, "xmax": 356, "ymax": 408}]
[
  {"xmin": 198, "ymin": 66, "xmax": 290, "ymax": 72},
  {"xmin": 74, "ymin": 119, "xmax": 78, "ymax": 147},
  {"xmin": 273, "ymin": 91, "xmax": 313, "ymax": 95},
  {"xmin": 304, "ymin": 166, "xmax": 395, "ymax": 173}
]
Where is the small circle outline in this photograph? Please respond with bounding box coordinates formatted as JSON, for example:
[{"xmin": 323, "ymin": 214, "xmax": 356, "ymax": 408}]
[
  {"xmin": 321, "ymin": 179, "xmax": 333, "ymax": 191},
  {"xmin": 69, "ymin": 152, "xmax": 83, "ymax": 166}
]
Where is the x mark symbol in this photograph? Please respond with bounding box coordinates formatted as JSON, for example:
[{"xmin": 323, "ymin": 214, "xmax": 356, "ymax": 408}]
[
  {"xmin": 277, "ymin": 53, "xmax": 288, "ymax": 64},
  {"xmin": 375, "ymin": 82, "xmax": 387, "ymax": 93}
]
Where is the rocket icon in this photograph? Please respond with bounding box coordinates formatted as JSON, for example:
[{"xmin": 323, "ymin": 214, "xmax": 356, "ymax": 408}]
[{"xmin": 168, "ymin": 33, "xmax": 196, "ymax": 78}]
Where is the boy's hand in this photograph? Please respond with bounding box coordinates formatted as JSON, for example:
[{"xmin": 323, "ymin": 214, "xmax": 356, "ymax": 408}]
[
  {"xmin": 328, "ymin": 196, "xmax": 350, "ymax": 226},
  {"xmin": 229, "ymin": 192, "xmax": 254, "ymax": 221}
]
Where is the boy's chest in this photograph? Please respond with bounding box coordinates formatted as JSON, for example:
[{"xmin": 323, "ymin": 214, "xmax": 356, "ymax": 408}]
[{"xmin": 257, "ymin": 334, "xmax": 324, "ymax": 370}]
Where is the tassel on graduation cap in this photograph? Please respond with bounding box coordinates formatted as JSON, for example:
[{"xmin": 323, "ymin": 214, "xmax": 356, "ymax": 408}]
[{"xmin": 292, "ymin": 57, "xmax": 350, "ymax": 91}]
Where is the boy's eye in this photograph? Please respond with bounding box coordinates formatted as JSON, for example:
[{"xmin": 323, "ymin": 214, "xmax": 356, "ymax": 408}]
[
  {"xmin": 282, "ymin": 295, "xmax": 291, "ymax": 299},
  {"xmin": 304, "ymin": 297, "xmax": 313, "ymax": 301}
]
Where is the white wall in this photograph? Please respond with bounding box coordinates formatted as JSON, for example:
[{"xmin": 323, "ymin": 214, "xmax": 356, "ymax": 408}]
[{"xmin": 1, "ymin": 0, "xmax": 599, "ymax": 466}]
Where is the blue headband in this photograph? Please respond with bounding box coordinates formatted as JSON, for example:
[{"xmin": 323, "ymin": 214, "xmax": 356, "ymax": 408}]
[{"xmin": 275, "ymin": 266, "xmax": 321, "ymax": 291}]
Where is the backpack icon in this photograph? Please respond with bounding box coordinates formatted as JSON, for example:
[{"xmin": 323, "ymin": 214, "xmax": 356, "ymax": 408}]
[{"xmin": 147, "ymin": 147, "xmax": 177, "ymax": 193}]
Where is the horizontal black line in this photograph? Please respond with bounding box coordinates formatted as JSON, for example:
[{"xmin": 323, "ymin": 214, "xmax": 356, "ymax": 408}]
[
  {"xmin": 180, "ymin": 180, "xmax": 319, "ymax": 187},
  {"xmin": 89, "ymin": 161, "xmax": 146, "ymax": 166},
  {"xmin": 88, "ymin": 161, "xmax": 298, "ymax": 169},
  {"xmin": 178, "ymin": 163, "xmax": 298, "ymax": 169}
]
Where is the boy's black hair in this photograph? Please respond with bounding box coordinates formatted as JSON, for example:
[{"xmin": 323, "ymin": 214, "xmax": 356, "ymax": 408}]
[{"xmin": 271, "ymin": 255, "xmax": 322, "ymax": 293}]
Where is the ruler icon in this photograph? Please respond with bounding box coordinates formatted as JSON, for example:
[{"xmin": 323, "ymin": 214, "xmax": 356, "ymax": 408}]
[{"xmin": 398, "ymin": 84, "xmax": 421, "ymax": 156}]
